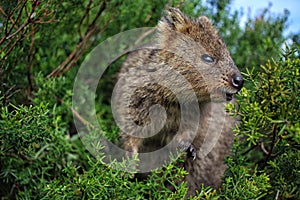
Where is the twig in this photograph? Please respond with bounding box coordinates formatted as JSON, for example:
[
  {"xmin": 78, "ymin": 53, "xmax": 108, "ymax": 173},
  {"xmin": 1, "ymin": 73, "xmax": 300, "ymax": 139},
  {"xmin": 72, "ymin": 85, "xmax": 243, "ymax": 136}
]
[
  {"xmin": 47, "ymin": 2, "xmax": 109, "ymax": 77},
  {"xmin": 55, "ymin": 96, "xmax": 95, "ymax": 129},
  {"xmin": 27, "ymin": 25, "xmax": 35, "ymax": 92},
  {"xmin": 33, "ymin": 11, "xmax": 57, "ymax": 24},
  {"xmin": 134, "ymin": 28, "xmax": 155, "ymax": 46},
  {"xmin": 242, "ymin": 143, "xmax": 258, "ymax": 156},
  {"xmin": 0, "ymin": 35, "xmax": 23, "ymax": 62},
  {"xmin": 0, "ymin": 1, "xmax": 26, "ymax": 44},
  {"xmin": 0, "ymin": 6, "xmax": 15, "ymax": 25},
  {"xmin": 275, "ymin": 190, "xmax": 280, "ymax": 200},
  {"xmin": 62, "ymin": 16, "xmax": 114, "ymax": 75},
  {"xmin": 6, "ymin": 20, "xmax": 30, "ymax": 39},
  {"xmin": 88, "ymin": 2, "xmax": 106, "ymax": 31},
  {"xmin": 260, "ymin": 142, "xmax": 275, "ymax": 156},
  {"xmin": 47, "ymin": 39, "xmax": 84, "ymax": 77},
  {"xmin": 2, "ymin": 85, "xmax": 21, "ymax": 105},
  {"xmin": 265, "ymin": 124, "xmax": 277, "ymax": 163},
  {"xmin": 71, "ymin": 107, "xmax": 95, "ymax": 130},
  {"xmin": 6, "ymin": 0, "xmax": 28, "ymax": 38},
  {"xmin": 7, "ymin": 0, "xmax": 39, "ymax": 40},
  {"xmin": 5, "ymin": 89, "xmax": 21, "ymax": 102},
  {"xmin": 78, "ymin": 0, "xmax": 93, "ymax": 39},
  {"xmin": 0, "ymin": 0, "xmax": 56, "ymax": 62}
]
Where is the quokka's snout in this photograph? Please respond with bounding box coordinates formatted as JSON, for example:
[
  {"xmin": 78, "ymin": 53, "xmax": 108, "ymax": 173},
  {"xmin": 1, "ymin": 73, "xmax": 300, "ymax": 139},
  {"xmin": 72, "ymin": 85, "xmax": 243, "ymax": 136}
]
[{"xmin": 231, "ymin": 74, "xmax": 244, "ymax": 90}]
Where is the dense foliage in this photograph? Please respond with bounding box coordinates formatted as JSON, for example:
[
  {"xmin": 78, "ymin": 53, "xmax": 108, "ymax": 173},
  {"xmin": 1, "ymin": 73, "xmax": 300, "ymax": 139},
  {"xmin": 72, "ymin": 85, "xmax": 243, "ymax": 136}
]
[
  {"xmin": 225, "ymin": 46, "xmax": 300, "ymax": 199},
  {"xmin": 0, "ymin": 0, "xmax": 299, "ymax": 199}
]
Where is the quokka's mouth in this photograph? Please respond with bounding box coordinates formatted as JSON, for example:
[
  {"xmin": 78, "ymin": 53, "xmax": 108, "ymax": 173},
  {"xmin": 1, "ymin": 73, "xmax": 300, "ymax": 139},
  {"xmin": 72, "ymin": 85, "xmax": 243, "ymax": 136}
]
[
  {"xmin": 221, "ymin": 88, "xmax": 237, "ymax": 101},
  {"xmin": 225, "ymin": 92, "xmax": 234, "ymax": 101},
  {"xmin": 212, "ymin": 88, "xmax": 238, "ymax": 102}
]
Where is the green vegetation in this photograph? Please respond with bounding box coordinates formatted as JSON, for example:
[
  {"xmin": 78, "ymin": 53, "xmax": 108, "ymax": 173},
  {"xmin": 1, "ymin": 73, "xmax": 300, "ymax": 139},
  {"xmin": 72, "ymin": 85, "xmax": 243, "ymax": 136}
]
[
  {"xmin": 194, "ymin": 46, "xmax": 300, "ymax": 199},
  {"xmin": 225, "ymin": 46, "xmax": 300, "ymax": 199},
  {"xmin": 1, "ymin": 0, "xmax": 299, "ymax": 199}
]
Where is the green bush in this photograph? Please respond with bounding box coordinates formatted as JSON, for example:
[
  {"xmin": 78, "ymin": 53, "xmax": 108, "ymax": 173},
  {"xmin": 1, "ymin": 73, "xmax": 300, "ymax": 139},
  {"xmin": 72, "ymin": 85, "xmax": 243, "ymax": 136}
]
[
  {"xmin": 40, "ymin": 157, "xmax": 189, "ymax": 199},
  {"xmin": 226, "ymin": 45, "xmax": 300, "ymax": 199},
  {"xmin": 0, "ymin": 103, "xmax": 75, "ymax": 198},
  {"xmin": 221, "ymin": 157, "xmax": 271, "ymax": 199}
]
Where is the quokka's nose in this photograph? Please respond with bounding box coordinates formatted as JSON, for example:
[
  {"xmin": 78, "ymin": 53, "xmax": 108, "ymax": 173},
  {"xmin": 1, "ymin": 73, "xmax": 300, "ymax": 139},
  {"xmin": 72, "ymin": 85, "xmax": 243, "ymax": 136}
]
[{"xmin": 232, "ymin": 74, "xmax": 244, "ymax": 90}]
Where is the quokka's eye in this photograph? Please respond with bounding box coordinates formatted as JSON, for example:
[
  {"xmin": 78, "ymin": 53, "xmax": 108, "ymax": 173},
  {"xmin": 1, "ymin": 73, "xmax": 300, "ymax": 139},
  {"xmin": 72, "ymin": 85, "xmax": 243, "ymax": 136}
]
[{"xmin": 201, "ymin": 54, "xmax": 215, "ymax": 64}]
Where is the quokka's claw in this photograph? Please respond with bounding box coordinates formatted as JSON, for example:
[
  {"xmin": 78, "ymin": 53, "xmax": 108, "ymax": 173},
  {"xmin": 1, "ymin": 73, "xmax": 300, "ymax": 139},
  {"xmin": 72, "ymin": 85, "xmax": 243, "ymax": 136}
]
[
  {"xmin": 179, "ymin": 142, "xmax": 197, "ymax": 160},
  {"xmin": 187, "ymin": 144, "xmax": 197, "ymax": 160}
]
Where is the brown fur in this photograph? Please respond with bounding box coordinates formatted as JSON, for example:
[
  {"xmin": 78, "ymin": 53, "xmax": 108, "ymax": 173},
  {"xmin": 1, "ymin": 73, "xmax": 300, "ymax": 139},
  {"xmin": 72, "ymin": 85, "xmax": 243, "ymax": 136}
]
[{"xmin": 115, "ymin": 8, "xmax": 243, "ymax": 196}]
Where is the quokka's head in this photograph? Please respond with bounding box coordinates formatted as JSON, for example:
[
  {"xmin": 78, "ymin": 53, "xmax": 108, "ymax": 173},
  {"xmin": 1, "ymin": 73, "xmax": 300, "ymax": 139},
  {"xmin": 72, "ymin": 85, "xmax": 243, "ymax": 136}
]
[{"xmin": 156, "ymin": 7, "xmax": 243, "ymax": 102}]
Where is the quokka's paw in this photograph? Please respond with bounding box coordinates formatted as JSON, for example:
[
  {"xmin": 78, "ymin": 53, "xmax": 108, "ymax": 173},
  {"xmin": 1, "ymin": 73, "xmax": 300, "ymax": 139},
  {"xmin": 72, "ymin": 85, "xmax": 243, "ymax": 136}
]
[{"xmin": 178, "ymin": 141, "xmax": 197, "ymax": 160}]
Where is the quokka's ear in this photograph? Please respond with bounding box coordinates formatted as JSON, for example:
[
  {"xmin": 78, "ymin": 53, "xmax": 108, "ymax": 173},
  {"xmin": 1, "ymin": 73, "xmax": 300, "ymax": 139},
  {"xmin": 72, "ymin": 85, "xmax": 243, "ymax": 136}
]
[
  {"xmin": 196, "ymin": 16, "xmax": 220, "ymax": 37},
  {"xmin": 158, "ymin": 7, "xmax": 191, "ymax": 32},
  {"xmin": 197, "ymin": 16, "xmax": 214, "ymax": 30}
]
